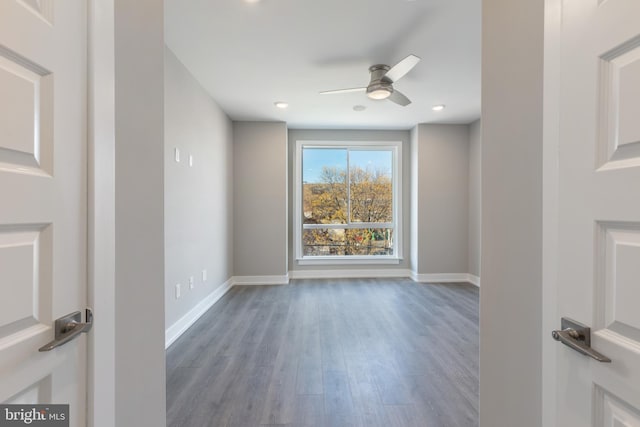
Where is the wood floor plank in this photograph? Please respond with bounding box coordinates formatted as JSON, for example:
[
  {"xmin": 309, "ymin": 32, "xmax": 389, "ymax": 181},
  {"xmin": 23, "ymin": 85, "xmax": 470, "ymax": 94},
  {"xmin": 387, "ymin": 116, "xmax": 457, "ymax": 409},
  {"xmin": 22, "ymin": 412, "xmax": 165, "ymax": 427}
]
[
  {"xmin": 260, "ymin": 289, "xmax": 305, "ymax": 425},
  {"xmin": 227, "ymin": 365, "xmax": 272, "ymax": 427},
  {"xmin": 346, "ymin": 352, "xmax": 392, "ymax": 427},
  {"xmin": 384, "ymin": 405, "xmax": 423, "ymax": 427},
  {"xmin": 318, "ymin": 289, "xmax": 347, "ymax": 373},
  {"xmin": 292, "ymin": 394, "xmax": 325, "ymax": 427},
  {"xmin": 295, "ymin": 287, "xmax": 323, "ymax": 395},
  {"xmin": 324, "ymin": 369, "xmax": 361, "ymax": 427},
  {"xmin": 166, "ymin": 278, "xmax": 479, "ymax": 427},
  {"xmin": 368, "ymin": 353, "xmax": 416, "ymax": 406}
]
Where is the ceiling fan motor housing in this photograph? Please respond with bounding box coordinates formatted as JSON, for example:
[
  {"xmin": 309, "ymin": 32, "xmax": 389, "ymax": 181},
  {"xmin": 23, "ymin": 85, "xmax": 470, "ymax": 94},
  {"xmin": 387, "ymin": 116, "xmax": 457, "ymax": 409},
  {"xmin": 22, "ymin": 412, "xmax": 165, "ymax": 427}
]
[{"xmin": 367, "ymin": 64, "xmax": 394, "ymax": 98}]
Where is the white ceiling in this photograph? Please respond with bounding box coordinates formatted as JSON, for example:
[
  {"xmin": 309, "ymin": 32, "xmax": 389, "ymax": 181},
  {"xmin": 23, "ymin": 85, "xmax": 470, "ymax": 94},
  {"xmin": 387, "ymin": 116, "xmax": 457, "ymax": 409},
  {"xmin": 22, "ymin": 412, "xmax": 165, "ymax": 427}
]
[{"xmin": 165, "ymin": 0, "xmax": 481, "ymax": 130}]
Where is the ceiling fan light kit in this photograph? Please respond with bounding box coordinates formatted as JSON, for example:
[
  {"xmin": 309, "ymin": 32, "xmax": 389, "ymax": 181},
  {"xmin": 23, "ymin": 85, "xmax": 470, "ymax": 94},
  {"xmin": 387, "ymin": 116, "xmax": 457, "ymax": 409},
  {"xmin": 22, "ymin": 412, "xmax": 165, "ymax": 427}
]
[
  {"xmin": 367, "ymin": 89, "xmax": 391, "ymax": 100},
  {"xmin": 320, "ymin": 54, "xmax": 420, "ymax": 107}
]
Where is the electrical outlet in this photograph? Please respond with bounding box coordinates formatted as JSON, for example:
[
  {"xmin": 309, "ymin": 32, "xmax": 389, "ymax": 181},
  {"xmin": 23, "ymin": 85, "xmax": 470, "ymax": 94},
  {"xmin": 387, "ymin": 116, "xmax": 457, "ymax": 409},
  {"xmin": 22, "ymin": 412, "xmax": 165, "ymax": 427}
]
[
  {"xmin": 189, "ymin": 276, "xmax": 195, "ymax": 290},
  {"xmin": 189, "ymin": 155, "xmax": 193, "ymax": 167},
  {"xmin": 174, "ymin": 148, "xmax": 180, "ymax": 163},
  {"xmin": 175, "ymin": 283, "xmax": 181, "ymax": 299},
  {"xmin": 202, "ymin": 269, "xmax": 207, "ymax": 281}
]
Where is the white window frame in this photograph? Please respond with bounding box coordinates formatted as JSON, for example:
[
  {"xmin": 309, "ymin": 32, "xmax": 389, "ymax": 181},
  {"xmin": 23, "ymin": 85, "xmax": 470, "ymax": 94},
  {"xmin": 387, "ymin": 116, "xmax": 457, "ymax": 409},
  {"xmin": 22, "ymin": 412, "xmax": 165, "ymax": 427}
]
[{"xmin": 294, "ymin": 140, "xmax": 403, "ymax": 265}]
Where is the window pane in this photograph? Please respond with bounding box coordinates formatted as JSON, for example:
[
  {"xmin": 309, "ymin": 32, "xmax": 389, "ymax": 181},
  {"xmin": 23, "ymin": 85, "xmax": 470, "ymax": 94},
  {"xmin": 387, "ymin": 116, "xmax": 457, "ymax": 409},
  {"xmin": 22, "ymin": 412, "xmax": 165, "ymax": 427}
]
[
  {"xmin": 302, "ymin": 148, "xmax": 347, "ymax": 224},
  {"xmin": 303, "ymin": 228, "xmax": 394, "ymax": 256},
  {"xmin": 349, "ymin": 150, "xmax": 393, "ymax": 223}
]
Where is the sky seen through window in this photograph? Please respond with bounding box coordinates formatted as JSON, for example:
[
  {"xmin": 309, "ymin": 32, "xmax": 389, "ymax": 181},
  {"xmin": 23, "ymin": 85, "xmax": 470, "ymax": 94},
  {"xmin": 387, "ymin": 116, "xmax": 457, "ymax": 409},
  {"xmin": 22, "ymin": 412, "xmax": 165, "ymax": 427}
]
[{"xmin": 302, "ymin": 148, "xmax": 392, "ymax": 183}]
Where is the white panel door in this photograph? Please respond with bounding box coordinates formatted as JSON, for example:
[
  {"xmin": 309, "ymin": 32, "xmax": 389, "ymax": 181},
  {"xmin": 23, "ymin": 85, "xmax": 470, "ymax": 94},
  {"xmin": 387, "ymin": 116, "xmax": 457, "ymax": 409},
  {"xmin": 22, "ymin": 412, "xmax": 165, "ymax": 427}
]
[
  {"xmin": 0, "ymin": 0, "xmax": 88, "ymax": 425},
  {"xmin": 554, "ymin": 0, "xmax": 640, "ymax": 425}
]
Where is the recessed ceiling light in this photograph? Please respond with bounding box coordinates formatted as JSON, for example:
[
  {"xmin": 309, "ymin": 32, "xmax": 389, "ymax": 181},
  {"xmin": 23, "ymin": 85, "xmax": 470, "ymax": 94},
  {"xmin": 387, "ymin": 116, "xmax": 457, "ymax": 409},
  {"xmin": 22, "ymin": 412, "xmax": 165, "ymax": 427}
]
[
  {"xmin": 274, "ymin": 101, "xmax": 288, "ymax": 109},
  {"xmin": 353, "ymin": 105, "xmax": 366, "ymax": 112},
  {"xmin": 432, "ymin": 104, "xmax": 446, "ymax": 111},
  {"xmin": 244, "ymin": 0, "xmax": 261, "ymax": 3}
]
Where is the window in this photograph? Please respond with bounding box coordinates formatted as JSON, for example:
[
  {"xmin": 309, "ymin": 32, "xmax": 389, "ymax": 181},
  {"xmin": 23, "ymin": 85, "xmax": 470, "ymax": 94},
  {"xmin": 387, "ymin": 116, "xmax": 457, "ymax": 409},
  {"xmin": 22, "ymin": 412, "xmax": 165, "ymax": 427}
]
[{"xmin": 294, "ymin": 141, "xmax": 402, "ymax": 264}]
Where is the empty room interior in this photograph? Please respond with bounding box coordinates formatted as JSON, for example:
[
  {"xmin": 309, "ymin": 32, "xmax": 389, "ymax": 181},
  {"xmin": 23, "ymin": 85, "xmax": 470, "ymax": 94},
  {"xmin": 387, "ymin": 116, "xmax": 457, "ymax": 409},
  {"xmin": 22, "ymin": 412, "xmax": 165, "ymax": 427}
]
[
  {"xmin": 4, "ymin": 0, "xmax": 638, "ymax": 425},
  {"xmin": 164, "ymin": 0, "xmax": 481, "ymax": 426}
]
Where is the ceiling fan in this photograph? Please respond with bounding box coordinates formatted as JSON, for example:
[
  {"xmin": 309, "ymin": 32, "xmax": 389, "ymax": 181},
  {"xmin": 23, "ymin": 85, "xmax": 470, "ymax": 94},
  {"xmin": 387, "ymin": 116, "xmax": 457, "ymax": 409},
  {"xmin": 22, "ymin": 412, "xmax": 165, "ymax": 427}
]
[{"xmin": 319, "ymin": 54, "xmax": 421, "ymax": 106}]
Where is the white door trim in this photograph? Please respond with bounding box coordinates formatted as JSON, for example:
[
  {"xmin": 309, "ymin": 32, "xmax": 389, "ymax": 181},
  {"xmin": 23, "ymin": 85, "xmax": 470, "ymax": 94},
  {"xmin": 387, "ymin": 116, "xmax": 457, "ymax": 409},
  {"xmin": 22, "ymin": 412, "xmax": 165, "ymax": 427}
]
[
  {"xmin": 87, "ymin": 1, "xmax": 116, "ymax": 426},
  {"xmin": 542, "ymin": 0, "xmax": 562, "ymax": 425}
]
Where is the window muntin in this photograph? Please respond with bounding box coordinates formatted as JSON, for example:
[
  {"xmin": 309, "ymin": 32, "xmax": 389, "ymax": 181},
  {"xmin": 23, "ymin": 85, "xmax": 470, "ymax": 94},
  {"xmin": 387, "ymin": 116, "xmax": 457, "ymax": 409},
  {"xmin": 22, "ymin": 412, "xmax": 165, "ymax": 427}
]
[{"xmin": 296, "ymin": 141, "xmax": 401, "ymax": 262}]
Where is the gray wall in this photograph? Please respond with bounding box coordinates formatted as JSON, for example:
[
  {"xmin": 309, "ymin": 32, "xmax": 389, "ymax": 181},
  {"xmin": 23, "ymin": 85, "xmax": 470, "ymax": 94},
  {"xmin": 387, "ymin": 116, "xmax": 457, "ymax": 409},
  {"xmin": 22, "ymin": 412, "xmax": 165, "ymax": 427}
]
[
  {"xmin": 114, "ymin": 0, "xmax": 166, "ymax": 425},
  {"xmin": 481, "ymin": 0, "xmax": 543, "ymax": 426},
  {"xmin": 287, "ymin": 129, "xmax": 411, "ymax": 272},
  {"xmin": 233, "ymin": 122, "xmax": 288, "ymax": 277},
  {"xmin": 468, "ymin": 120, "xmax": 481, "ymax": 278},
  {"xmin": 410, "ymin": 125, "xmax": 427, "ymax": 274},
  {"xmin": 410, "ymin": 127, "xmax": 419, "ymax": 274},
  {"xmin": 412, "ymin": 124, "xmax": 470, "ymax": 275},
  {"xmin": 164, "ymin": 48, "xmax": 234, "ymax": 328}
]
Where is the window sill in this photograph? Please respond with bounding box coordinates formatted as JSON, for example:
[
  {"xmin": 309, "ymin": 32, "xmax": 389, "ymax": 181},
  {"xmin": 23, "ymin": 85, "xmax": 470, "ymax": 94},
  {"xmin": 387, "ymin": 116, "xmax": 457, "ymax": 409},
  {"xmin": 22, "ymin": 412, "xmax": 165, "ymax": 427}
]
[{"xmin": 296, "ymin": 256, "xmax": 401, "ymax": 266}]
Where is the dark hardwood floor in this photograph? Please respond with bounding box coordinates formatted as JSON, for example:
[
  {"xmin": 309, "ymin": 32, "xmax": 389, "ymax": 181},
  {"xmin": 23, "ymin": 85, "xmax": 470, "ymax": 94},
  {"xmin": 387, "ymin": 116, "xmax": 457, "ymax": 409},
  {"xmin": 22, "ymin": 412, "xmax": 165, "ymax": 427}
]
[{"xmin": 166, "ymin": 278, "xmax": 479, "ymax": 427}]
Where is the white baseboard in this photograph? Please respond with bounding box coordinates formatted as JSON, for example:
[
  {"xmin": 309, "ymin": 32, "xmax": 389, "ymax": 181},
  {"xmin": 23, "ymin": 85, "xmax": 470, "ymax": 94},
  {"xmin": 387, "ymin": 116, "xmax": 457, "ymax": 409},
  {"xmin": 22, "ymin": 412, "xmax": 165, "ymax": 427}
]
[
  {"xmin": 165, "ymin": 278, "xmax": 233, "ymax": 349},
  {"xmin": 411, "ymin": 272, "xmax": 480, "ymax": 286},
  {"xmin": 467, "ymin": 274, "xmax": 481, "ymax": 287},
  {"xmin": 232, "ymin": 274, "xmax": 290, "ymax": 285},
  {"xmin": 289, "ymin": 269, "xmax": 412, "ymax": 279}
]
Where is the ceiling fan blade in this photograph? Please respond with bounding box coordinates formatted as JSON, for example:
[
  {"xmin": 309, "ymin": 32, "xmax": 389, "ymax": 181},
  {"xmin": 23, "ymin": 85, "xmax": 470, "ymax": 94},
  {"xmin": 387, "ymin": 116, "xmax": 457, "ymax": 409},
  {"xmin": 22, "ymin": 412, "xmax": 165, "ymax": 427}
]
[
  {"xmin": 388, "ymin": 90, "xmax": 411, "ymax": 106},
  {"xmin": 384, "ymin": 54, "xmax": 421, "ymax": 82},
  {"xmin": 319, "ymin": 87, "xmax": 367, "ymax": 95}
]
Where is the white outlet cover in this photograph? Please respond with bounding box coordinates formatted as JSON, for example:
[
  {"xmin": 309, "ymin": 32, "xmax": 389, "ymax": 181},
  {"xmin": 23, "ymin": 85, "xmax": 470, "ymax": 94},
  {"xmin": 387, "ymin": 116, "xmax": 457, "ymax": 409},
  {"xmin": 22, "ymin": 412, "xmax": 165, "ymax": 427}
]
[
  {"xmin": 189, "ymin": 276, "xmax": 194, "ymax": 289},
  {"xmin": 175, "ymin": 283, "xmax": 181, "ymax": 299},
  {"xmin": 189, "ymin": 155, "xmax": 193, "ymax": 167},
  {"xmin": 202, "ymin": 269, "xmax": 207, "ymax": 281},
  {"xmin": 174, "ymin": 148, "xmax": 180, "ymax": 162}
]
